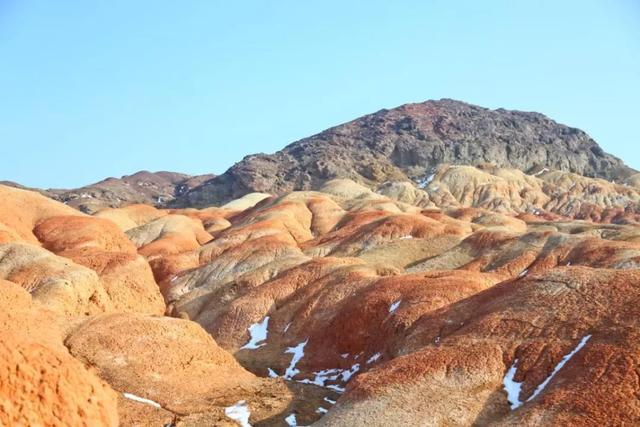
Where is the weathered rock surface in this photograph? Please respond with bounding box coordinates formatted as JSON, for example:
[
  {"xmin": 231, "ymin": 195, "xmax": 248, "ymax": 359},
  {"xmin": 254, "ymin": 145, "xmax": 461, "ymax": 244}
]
[
  {"xmin": 175, "ymin": 99, "xmax": 636, "ymax": 206},
  {"xmin": 319, "ymin": 267, "xmax": 640, "ymax": 426},
  {"xmin": 155, "ymin": 181, "xmax": 640, "ymax": 425},
  {"xmin": 65, "ymin": 313, "xmax": 301, "ymax": 424},
  {"xmin": 0, "ymin": 187, "xmax": 166, "ymax": 316},
  {"xmin": 0, "ymin": 184, "xmax": 332, "ymax": 425},
  {"xmin": 47, "ymin": 170, "xmax": 215, "ymax": 213},
  {"xmin": 2, "ymin": 100, "xmax": 640, "ymax": 426},
  {"xmin": 0, "ymin": 280, "xmax": 119, "ymax": 426}
]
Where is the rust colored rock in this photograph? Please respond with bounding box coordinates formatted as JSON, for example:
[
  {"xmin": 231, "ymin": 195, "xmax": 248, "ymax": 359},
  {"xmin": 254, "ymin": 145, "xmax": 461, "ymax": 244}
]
[
  {"xmin": 65, "ymin": 312, "xmax": 306, "ymax": 425},
  {"xmin": 2, "ymin": 146, "xmax": 640, "ymax": 426},
  {"xmin": 0, "ymin": 337, "xmax": 119, "ymax": 427},
  {"xmin": 0, "ymin": 185, "xmax": 82, "ymax": 244},
  {"xmin": 33, "ymin": 215, "xmax": 137, "ymax": 255},
  {"xmin": 0, "ymin": 280, "xmax": 118, "ymax": 426}
]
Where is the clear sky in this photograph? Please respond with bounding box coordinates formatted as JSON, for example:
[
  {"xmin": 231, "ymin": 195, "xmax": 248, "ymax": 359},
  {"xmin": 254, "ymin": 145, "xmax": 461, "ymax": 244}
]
[{"xmin": 1, "ymin": 1, "xmax": 639, "ymax": 188}]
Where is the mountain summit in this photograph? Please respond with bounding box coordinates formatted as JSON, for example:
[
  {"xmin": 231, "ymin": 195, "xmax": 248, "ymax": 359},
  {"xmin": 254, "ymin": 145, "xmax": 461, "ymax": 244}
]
[{"xmin": 176, "ymin": 99, "xmax": 634, "ymax": 206}]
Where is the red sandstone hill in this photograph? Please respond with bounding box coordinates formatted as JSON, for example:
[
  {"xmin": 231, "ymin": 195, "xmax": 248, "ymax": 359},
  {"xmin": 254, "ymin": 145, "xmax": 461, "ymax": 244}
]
[
  {"xmin": 1, "ymin": 100, "xmax": 639, "ymax": 426},
  {"xmin": 1, "ymin": 176, "xmax": 639, "ymax": 426}
]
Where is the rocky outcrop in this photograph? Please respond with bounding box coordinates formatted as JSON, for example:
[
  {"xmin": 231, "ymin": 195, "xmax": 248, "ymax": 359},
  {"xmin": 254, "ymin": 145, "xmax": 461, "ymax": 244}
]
[
  {"xmin": 175, "ymin": 99, "xmax": 635, "ymax": 206},
  {"xmin": 47, "ymin": 170, "xmax": 215, "ymax": 213}
]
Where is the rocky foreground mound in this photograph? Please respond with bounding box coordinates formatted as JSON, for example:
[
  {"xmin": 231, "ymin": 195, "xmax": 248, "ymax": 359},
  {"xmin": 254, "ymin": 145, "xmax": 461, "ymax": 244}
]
[{"xmin": 1, "ymin": 170, "xmax": 639, "ymax": 425}]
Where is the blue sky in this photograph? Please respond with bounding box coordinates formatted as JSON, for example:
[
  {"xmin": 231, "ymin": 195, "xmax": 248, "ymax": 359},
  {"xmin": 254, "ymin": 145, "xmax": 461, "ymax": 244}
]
[{"xmin": 1, "ymin": 1, "xmax": 639, "ymax": 188}]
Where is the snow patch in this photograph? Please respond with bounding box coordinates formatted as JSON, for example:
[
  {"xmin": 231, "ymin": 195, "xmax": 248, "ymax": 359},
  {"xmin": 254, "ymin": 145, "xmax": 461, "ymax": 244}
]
[
  {"xmin": 225, "ymin": 400, "xmax": 252, "ymax": 427},
  {"xmin": 316, "ymin": 407, "xmax": 329, "ymax": 414},
  {"xmin": 503, "ymin": 334, "xmax": 592, "ymax": 410},
  {"xmin": 518, "ymin": 269, "xmax": 528, "ymax": 278},
  {"xmin": 240, "ymin": 317, "xmax": 270, "ymax": 350},
  {"xmin": 284, "ymin": 413, "xmax": 298, "ymax": 426},
  {"xmin": 366, "ymin": 352, "xmax": 381, "ymax": 364},
  {"xmin": 327, "ymin": 384, "xmax": 345, "ymax": 393},
  {"xmin": 267, "ymin": 368, "xmax": 279, "ymax": 378},
  {"xmin": 284, "ymin": 340, "xmax": 308, "ymax": 379},
  {"xmin": 417, "ymin": 173, "xmax": 435, "ymax": 189},
  {"xmin": 283, "ymin": 322, "xmax": 292, "ymax": 333},
  {"xmin": 340, "ymin": 363, "xmax": 360, "ymax": 382},
  {"xmin": 324, "ymin": 397, "xmax": 337, "ymax": 405},
  {"xmin": 122, "ymin": 392, "xmax": 161, "ymax": 408},
  {"xmin": 300, "ymin": 368, "xmax": 341, "ymax": 386},
  {"xmin": 502, "ymin": 359, "xmax": 524, "ymax": 410},
  {"xmin": 299, "ymin": 363, "xmax": 360, "ymax": 387},
  {"xmin": 340, "ymin": 353, "xmax": 349, "ymax": 359},
  {"xmin": 398, "ymin": 235, "xmax": 413, "ymax": 240},
  {"xmin": 533, "ymin": 168, "xmax": 549, "ymax": 177},
  {"xmin": 528, "ymin": 335, "xmax": 591, "ymax": 403},
  {"xmin": 389, "ymin": 300, "xmax": 401, "ymax": 313}
]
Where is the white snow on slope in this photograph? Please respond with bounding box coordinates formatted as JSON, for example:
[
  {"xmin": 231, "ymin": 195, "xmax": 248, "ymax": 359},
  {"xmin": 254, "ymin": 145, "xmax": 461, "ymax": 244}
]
[
  {"xmin": 240, "ymin": 317, "xmax": 270, "ymax": 350},
  {"xmin": 225, "ymin": 400, "xmax": 252, "ymax": 427},
  {"xmin": 284, "ymin": 340, "xmax": 308, "ymax": 379},
  {"xmin": 417, "ymin": 173, "xmax": 435, "ymax": 188},
  {"xmin": 502, "ymin": 359, "xmax": 524, "ymax": 409},
  {"xmin": 327, "ymin": 384, "xmax": 345, "ymax": 393},
  {"xmin": 122, "ymin": 392, "xmax": 162, "ymax": 408},
  {"xmin": 324, "ymin": 397, "xmax": 337, "ymax": 405},
  {"xmin": 300, "ymin": 368, "xmax": 342, "ymax": 386},
  {"xmin": 285, "ymin": 413, "xmax": 298, "ymax": 426},
  {"xmin": 366, "ymin": 352, "xmax": 381, "ymax": 364},
  {"xmin": 527, "ymin": 335, "xmax": 592, "ymax": 403},
  {"xmin": 518, "ymin": 269, "xmax": 528, "ymax": 278},
  {"xmin": 389, "ymin": 300, "xmax": 401, "ymax": 313},
  {"xmin": 340, "ymin": 363, "xmax": 360, "ymax": 381},
  {"xmin": 503, "ymin": 334, "xmax": 592, "ymax": 410},
  {"xmin": 316, "ymin": 407, "xmax": 329, "ymax": 414},
  {"xmin": 299, "ymin": 363, "xmax": 360, "ymax": 387}
]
